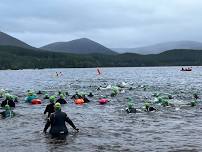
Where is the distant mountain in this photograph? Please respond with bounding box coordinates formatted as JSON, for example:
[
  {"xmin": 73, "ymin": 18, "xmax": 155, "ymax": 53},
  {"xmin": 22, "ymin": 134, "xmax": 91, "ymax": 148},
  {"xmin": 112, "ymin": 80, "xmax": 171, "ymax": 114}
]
[
  {"xmin": 40, "ymin": 38, "xmax": 117, "ymax": 55},
  {"xmin": 112, "ymin": 41, "xmax": 202, "ymax": 54},
  {"xmin": 1, "ymin": 45, "xmax": 202, "ymax": 69},
  {"xmin": 0, "ymin": 31, "xmax": 34, "ymax": 49}
]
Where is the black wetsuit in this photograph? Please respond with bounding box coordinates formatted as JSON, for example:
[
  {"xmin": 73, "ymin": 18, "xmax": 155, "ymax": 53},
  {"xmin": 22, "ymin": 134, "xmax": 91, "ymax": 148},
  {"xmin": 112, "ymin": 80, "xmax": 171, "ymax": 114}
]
[
  {"xmin": 146, "ymin": 107, "xmax": 156, "ymax": 112},
  {"xmin": 88, "ymin": 93, "xmax": 94, "ymax": 97},
  {"xmin": 83, "ymin": 97, "xmax": 90, "ymax": 103},
  {"xmin": 56, "ymin": 98, "xmax": 67, "ymax": 104},
  {"xmin": 71, "ymin": 94, "xmax": 82, "ymax": 100},
  {"xmin": 44, "ymin": 110, "xmax": 77, "ymax": 138},
  {"xmin": 44, "ymin": 96, "xmax": 49, "ymax": 99},
  {"xmin": 1, "ymin": 99, "xmax": 15, "ymax": 108},
  {"xmin": 44, "ymin": 103, "xmax": 55, "ymax": 117},
  {"xmin": 126, "ymin": 108, "xmax": 136, "ymax": 113}
]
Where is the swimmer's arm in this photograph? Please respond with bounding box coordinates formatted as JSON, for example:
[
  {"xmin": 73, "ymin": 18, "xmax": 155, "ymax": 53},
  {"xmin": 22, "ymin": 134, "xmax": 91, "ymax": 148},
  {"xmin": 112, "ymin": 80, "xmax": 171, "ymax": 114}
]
[
  {"xmin": 65, "ymin": 115, "xmax": 79, "ymax": 131},
  {"xmin": 44, "ymin": 106, "xmax": 48, "ymax": 114}
]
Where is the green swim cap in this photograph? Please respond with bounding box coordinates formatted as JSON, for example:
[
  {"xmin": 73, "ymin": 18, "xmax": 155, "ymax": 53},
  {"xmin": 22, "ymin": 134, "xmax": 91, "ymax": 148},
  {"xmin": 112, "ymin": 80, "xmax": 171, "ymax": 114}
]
[
  {"xmin": 60, "ymin": 94, "xmax": 64, "ymax": 99},
  {"xmin": 127, "ymin": 102, "xmax": 133, "ymax": 109},
  {"xmin": 28, "ymin": 91, "xmax": 33, "ymax": 96},
  {"xmin": 55, "ymin": 102, "xmax": 61, "ymax": 110},
  {"xmin": 49, "ymin": 96, "xmax": 55, "ymax": 103},
  {"xmin": 5, "ymin": 104, "xmax": 10, "ymax": 110},
  {"xmin": 5, "ymin": 93, "xmax": 10, "ymax": 99},
  {"xmin": 144, "ymin": 102, "xmax": 150, "ymax": 109}
]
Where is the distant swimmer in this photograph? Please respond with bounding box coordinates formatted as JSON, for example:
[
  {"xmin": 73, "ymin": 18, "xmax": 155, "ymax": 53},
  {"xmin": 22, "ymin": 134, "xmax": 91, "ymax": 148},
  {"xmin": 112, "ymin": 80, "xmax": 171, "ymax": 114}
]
[
  {"xmin": 56, "ymin": 94, "xmax": 67, "ymax": 104},
  {"xmin": 1, "ymin": 93, "xmax": 15, "ymax": 108},
  {"xmin": 126, "ymin": 102, "xmax": 136, "ymax": 113},
  {"xmin": 193, "ymin": 93, "xmax": 199, "ymax": 100},
  {"xmin": 25, "ymin": 91, "xmax": 37, "ymax": 103},
  {"xmin": 88, "ymin": 92, "xmax": 94, "ymax": 97},
  {"xmin": 44, "ymin": 93, "xmax": 49, "ymax": 99},
  {"xmin": 0, "ymin": 105, "xmax": 15, "ymax": 119},
  {"xmin": 144, "ymin": 102, "xmax": 156, "ymax": 112},
  {"xmin": 43, "ymin": 103, "xmax": 79, "ymax": 139},
  {"xmin": 71, "ymin": 92, "xmax": 82, "ymax": 100}
]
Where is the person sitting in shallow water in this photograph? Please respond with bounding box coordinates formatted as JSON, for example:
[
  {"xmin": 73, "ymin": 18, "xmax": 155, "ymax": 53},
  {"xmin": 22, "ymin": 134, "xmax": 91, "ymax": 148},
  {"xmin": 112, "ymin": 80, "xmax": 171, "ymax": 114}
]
[
  {"xmin": 0, "ymin": 105, "xmax": 15, "ymax": 119},
  {"xmin": 144, "ymin": 102, "xmax": 156, "ymax": 112},
  {"xmin": 44, "ymin": 96, "xmax": 56, "ymax": 118},
  {"xmin": 43, "ymin": 103, "xmax": 79, "ymax": 139},
  {"xmin": 1, "ymin": 93, "xmax": 15, "ymax": 108},
  {"xmin": 56, "ymin": 94, "xmax": 67, "ymax": 104}
]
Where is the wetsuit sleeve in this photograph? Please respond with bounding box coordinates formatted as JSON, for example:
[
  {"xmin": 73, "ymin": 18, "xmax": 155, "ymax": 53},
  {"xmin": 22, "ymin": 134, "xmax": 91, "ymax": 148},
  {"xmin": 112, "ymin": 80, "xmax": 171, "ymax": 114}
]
[
  {"xmin": 44, "ymin": 105, "xmax": 48, "ymax": 114},
  {"xmin": 65, "ymin": 115, "xmax": 77, "ymax": 129},
  {"xmin": 43, "ymin": 117, "xmax": 51, "ymax": 132},
  {"xmin": 71, "ymin": 95, "xmax": 75, "ymax": 99}
]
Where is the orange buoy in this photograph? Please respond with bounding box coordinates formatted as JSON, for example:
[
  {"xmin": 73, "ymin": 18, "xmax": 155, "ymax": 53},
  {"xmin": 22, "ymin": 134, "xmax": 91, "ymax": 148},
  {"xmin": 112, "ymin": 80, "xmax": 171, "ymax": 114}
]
[
  {"xmin": 31, "ymin": 99, "xmax": 42, "ymax": 105},
  {"xmin": 74, "ymin": 99, "xmax": 84, "ymax": 104}
]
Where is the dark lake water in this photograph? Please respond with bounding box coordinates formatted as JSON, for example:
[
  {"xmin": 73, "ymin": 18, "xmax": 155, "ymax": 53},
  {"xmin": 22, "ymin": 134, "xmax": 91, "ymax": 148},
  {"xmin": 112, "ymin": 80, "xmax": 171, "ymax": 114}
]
[{"xmin": 0, "ymin": 67, "xmax": 202, "ymax": 152}]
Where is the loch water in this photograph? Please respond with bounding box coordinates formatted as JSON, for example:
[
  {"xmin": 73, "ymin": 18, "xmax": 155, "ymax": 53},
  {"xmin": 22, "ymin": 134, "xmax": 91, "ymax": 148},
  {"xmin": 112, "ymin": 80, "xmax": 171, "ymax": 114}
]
[{"xmin": 0, "ymin": 67, "xmax": 202, "ymax": 152}]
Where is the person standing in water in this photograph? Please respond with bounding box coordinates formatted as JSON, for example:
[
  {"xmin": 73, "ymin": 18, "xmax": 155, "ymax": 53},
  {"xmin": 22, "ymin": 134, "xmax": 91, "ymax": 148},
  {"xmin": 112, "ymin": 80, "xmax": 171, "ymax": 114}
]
[
  {"xmin": 43, "ymin": 103, "xmax": 79, "ymax": 139},
  {"xmin": 44, "ymin": 96, "xmax": 56, "ymax": 118}
]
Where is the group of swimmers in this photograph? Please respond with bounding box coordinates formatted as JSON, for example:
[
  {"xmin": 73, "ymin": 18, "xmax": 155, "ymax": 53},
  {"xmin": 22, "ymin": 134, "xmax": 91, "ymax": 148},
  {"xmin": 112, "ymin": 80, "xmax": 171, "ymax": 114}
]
[{"xmin": 0, "ymin": 84, "xmax": 200, "ymax": 139}]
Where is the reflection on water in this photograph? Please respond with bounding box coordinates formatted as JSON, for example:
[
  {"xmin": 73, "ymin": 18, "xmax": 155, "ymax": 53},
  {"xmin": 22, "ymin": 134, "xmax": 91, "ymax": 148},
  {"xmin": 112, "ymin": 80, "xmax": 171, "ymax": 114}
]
[{"xmin": 0, "ymin": 67, "xmax": 202, "ymax": 152}]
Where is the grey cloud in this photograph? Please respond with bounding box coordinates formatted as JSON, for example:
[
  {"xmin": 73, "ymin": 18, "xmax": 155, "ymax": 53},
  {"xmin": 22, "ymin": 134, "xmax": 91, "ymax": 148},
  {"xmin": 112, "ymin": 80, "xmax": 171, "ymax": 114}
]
[{"xmin": 0, "ymin": 0, "xmax": 202, "ymax": 47}]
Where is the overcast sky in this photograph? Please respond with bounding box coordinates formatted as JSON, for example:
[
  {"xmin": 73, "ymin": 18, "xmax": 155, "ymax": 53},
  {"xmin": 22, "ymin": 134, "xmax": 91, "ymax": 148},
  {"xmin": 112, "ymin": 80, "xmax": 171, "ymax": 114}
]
[{"xmin": 0, "ymin": 0, "xmax": 202, "ymax": 48}]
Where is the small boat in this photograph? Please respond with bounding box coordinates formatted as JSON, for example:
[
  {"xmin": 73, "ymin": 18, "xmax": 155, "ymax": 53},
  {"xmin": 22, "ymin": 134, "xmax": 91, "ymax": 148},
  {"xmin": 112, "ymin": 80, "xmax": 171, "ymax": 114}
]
[{"xmin": 180, "ymin": 67, "xmax": 192, "ymax": 71}]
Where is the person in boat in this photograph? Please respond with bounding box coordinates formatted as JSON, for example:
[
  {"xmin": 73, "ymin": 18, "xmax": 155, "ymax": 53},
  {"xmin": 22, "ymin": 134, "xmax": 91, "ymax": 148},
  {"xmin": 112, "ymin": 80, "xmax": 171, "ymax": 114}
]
[
  {"xmin": 144, "ymin": 102, "xmax": 156, "ymax": 112},
  {"xmin": 56, "ymin": 94, "xmax": 67, "ymax": 104},
  {"xmin": 1, "ymin": 93, "xmax": 15, "ymax": 108},
  {"xmin": 0, "ymin": 104, "xmax": 15, "ymax": 118},
  {"xmin": 43, "ymin": 103, "xmax": 79, "ymax": 139},
  {"xmin": 44, "ymin": 96, "xmax": 56, "ymax": 118},
  {"xmin": 25, "ymin": 91, "xmax": 37, "ymax": 103},
  {"xmin": 71, "ymin": 92, "xmax": 82, "ymax": 100}
]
